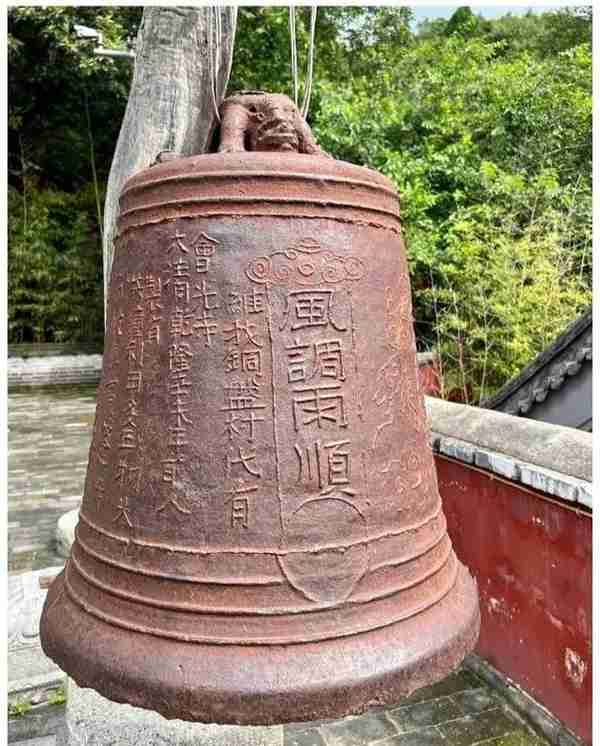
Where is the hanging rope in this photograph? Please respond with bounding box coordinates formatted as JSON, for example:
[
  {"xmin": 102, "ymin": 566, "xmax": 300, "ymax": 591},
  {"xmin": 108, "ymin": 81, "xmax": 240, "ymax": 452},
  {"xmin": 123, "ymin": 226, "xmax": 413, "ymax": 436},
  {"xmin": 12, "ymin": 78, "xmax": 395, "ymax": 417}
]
[
  {"xmin": 300, "ymin": 6, "xmax": 317, "ymax": 119},
  {"xmin": 288, "ymin": 6, "xmax": 317, "ymax": 119},
  {"xmin": 208, "ymin": 5, "xmax": 223, "ymax": 122},
  {"xmin": 289, "ymin": 7, "xmax": 299, "ymax": 108}
]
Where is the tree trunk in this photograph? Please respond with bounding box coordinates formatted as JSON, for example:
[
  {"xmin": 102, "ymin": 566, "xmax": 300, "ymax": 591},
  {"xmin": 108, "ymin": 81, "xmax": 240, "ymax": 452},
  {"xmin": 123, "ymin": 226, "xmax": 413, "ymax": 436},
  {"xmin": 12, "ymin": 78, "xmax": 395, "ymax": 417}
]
[{"xmin": 102, "ymin": 6, "xmax": 237, "ymax": 318}]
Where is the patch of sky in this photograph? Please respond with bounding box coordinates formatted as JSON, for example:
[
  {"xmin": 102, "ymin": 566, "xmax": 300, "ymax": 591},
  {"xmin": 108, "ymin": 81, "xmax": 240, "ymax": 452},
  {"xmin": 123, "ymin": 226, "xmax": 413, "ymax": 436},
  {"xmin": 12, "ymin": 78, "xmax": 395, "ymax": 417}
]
[{"xmin": 410, "ymin": 5, "xmax": 574, "ymax": 29}]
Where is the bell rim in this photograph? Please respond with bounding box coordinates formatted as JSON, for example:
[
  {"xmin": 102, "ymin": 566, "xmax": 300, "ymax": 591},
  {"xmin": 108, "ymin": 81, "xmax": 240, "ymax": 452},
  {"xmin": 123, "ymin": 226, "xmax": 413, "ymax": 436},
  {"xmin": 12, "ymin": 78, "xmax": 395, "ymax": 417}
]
[{"xmin": 40, "ymin": 561, "xmax": 479, "ymax": 725}]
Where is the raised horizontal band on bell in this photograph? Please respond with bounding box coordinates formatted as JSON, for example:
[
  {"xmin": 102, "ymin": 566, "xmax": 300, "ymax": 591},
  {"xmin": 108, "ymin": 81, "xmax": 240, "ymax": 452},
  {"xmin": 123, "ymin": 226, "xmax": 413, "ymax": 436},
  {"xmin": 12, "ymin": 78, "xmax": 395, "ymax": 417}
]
[
  {"xmin": 78, "ymin": 499, "xmax": 444, "ymax": 557},
  {"xmin": 62, "ymin": 551, "xmax": 459, "ymax": 646},
  {"xmin": 69, "ymin": 534, "xmax": 453, "ymax": 615},
  {"xmin": 117, "ymin": 210, "xmax": 402, "ymax": 240},
  {"xmin": 75, "ymin": 507, "xmax": 447, "ymax": 586},
  {"xmin": 74, "ymin": 529, "xmax": 286, "ymax": 586},
  {"xmin": 119, "ymin": 170, "xmax": 399, "ymax": 201},
  {"xmin": 118, "ymin": 194, "xmax": 401, "ymax": 222},
  {"xmin": 71, "ymin": 537, "xmax": 452, "ymax": 616}
]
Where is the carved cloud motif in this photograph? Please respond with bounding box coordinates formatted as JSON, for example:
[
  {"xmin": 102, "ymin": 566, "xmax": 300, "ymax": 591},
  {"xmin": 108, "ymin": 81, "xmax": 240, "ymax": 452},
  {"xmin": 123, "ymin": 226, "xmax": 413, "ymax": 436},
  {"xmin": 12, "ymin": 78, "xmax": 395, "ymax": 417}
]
[{"xmin": 246, "ymin": 237, "xmax": 366, "ymax": 287}]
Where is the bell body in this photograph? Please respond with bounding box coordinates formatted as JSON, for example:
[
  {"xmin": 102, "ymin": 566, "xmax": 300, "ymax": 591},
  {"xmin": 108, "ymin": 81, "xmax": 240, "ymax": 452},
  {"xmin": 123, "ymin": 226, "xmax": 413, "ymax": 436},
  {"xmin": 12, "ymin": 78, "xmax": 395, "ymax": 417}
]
[{"xmin": 40, "ymin": 152, "xmax": 479, "ymax": 724}]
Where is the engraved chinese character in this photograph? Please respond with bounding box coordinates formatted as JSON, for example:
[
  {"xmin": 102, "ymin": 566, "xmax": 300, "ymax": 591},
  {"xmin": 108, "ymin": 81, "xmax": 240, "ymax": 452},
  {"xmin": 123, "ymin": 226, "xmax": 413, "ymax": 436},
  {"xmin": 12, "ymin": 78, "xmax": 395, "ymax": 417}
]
[
  {"xmin": 192, "ymin": 280, "xmax": 220, "ymax": 313},
  {"xmin": 281, "ymin": 289, "xmax": 347, "ymax": 332},
  {"xmin": 244, "ymin": 287, "xmax": 265, "ymax": 314},
  {"xmin": 115, "ymin": 457, "xmax": 141, "ymax": 491},
  {"xmin": 119, "ymin": 422, "xmax": 138, "ymax": 450},
  {"xmin": 173, "ymin": 278, "xmax": 190, "ymax": 304},
  {"xmin": 146, "ymin": 320, "xmax": 161, "ymax": 345},
  {"xmin": 161, "ymin": 451, "xmax": 186, "ymax": 485},
  {"xmin": 224, "ymin": 349, "xmax": 241, "ymax": 373},
  {"xmin": 124, "ymin": 397, "xmax": 139, "ymax": 419},
  {"xmin": 286, "ymin": 339, "xmax": 344, "ymax": 383},
  {"xmin": 101, "ymin": 421, "xmax": 113, "ymax": 451},
  {"xmin": 192, "ymin": 232, "xmax": 219, "ymax": 273},
  {"xmin": 113, "ymin": 495, "xmax": 133, "ymax": 528},
  {"xmin": 242, "ymin": 349, "xmax": 262, "ymax": 373},
  {"xmin": 222, "ymin": 380, "xmax": 266, "ymax": 441},
  {"xmin": 128, "ymin": 273, "xmax": 144, "ymax": 300},
  {"xmin": 131, "ymin": 305, "xmax": 144, "ymax": 340},
  {"xmin": 292, "ymin": 383, "xmax": 347, "ymax": 430},
  {"xmin": 144, "ymin": 273, "xmax": 162, "ymax": 299},
  {"xmin": 225, "ymin": 411, "xmax": 265, "ymax": 443},
  {"xmin": 227, "ymin": 446, "xmax": 262, "ymax": 478},
  {"xmin": 167, "ymin": 229, "xmax": 189, "ymax": 254},
  {"xmin": 295, "ymin": 439, "xmax": 354, "ymax": 496},
  {"xmin": 95, "ymin": 477, "xmax": 106, "ymax": 502},
  {"xmin": 191, "ymin": 309, "xmax": 218, "ymax": 347},
  {"xmin": 231, "ymin": 497, "xmax": 249, "ymax": 528},
  {"xmin": 285, "ymin": 338, "xmax": 310, "ymax": 383},
  {"xmin": 169, "ymin": 405, "xmax": 193, "ymax": 429},
  {"xmin": 325, "ymin": 440, "xmax": 352, "ymax": 490},
  {"xmin": 157, "ymin": 493, "xmax": 192, "ymax": 515},
  {"xmin": 228, "ymin": 482, "xmax": 258, "ymax": 528},
  {"xmin": 195, "ymin": 256, "xmax": 210, "ymax": 274},
  {"xmin": 104, "ymin": 379, "xmax": 118, "ymax": 405},
  {"xmin": 115, "ymin": 457, "xmax": 128, "ymax": 486},
  {"xmin": 313, "ymin": 339, "xmax": 345, "ymax": 380},
  {"xmin": 223, "ymin": 319, "xmax": 263, "ymax": 348},
  {"xmin": 162, "ymin": 256, "xmax": 192, "ymax": 303},
  {"xmin": 173, "ymin": 257, "xmax": 190, "ymax": 278},
  {"xmin": 227, "ymin": 291, "xmax": 243, "ymax": 315},
  {"xmin": 222, "ymin": 379, "xmax": 265, "ymax": 411},
  {"xmin": 127, "ymin": 338, "xmax": 140, "ymax": 364},
  {"xmin": 225, "ymin": 287, "xmax": 265, "ymax": 315},
  {"xmin": 224, "ymin": 348, "xmax": 262, "ymax": 375},
  {"xmin": 126, "ymin": 369, "xmax": 142, "ymax": 393},
  {"xmin": 169, "ymin": 342, "xmax": 193, "ymax": 372},
  {"xmin": 170, "ymin": 307, "xmax": 194, "ymax": 338},
  {"xmin": 168, "ymin": 371, "xmax": 191, "ymax": 400}
]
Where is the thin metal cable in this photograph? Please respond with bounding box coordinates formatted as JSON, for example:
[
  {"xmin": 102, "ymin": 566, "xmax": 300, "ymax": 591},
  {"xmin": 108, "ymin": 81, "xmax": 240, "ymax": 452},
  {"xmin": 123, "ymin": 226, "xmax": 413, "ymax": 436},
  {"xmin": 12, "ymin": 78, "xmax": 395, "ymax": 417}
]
[
  {"xmin": 300, "ymin": 6, "xmax": 317, "ymax": 118},
  {"xmin": 289, "ymin": 7, "xmax": 299, "ymax": 107}
]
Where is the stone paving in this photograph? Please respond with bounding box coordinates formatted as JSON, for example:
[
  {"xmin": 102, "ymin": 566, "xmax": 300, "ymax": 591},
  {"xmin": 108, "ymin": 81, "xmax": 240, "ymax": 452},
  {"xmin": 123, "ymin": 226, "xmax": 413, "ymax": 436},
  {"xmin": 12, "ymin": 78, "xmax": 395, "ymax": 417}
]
[
  {"xmin": 8, "ymin": 386, "xmax": 97, "ymax": 574},
  {"xmin": 7, "ymin": 386, "xmax": 551, "ymax": 745},
  {"xmin": 283, "ymin": 668, "xmax": 549, "ymax": 745}
]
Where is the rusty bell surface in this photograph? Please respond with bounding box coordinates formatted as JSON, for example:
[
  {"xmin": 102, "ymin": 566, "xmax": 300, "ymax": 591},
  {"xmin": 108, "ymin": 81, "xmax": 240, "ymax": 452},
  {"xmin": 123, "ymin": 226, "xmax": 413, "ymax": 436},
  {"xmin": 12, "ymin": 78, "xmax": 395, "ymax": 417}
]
[{"xmin": 40, "ymin": 92, "xmax": 480, "ymax": 725}]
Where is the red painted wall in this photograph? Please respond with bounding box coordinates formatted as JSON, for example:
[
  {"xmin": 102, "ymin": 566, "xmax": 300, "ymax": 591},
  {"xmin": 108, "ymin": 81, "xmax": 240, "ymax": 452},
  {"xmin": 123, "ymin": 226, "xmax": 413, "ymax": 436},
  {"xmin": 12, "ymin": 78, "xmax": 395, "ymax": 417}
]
[{"xmin": 436, "ymin": 455, "xmax": 592, "ymax": 744}]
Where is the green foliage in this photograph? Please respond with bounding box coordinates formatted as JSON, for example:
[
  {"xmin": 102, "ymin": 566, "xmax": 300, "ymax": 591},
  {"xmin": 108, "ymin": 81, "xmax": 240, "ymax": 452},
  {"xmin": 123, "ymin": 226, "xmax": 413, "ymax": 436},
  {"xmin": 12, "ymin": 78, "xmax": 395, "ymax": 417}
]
[
  {"xmin": 8, "ymin": 6, "xmax": 140, "ymax": 343},
  {"xmin": 444, "ymin": 7, "xmax": 492, "ymax": 38},
  {"xmin": 48, "ymin": 686, "xmax": 67, "ymax": 706},
  {"xmin": 8, "ymin": 181, "xmax": 104, "ymax": 344},
  {"xmin": 8, "ymin": 6, "xmax": 140, "ymax": 189},
  {"xmin": 8, "ymin": 698, "xmax": 33, "ymax": 718},
  {"xmin": 486, "ymin": 7, "xmax": 592, "ymax": 58},
  {"xmin": 8, "ymin": 6, "xmax": 592, "ymax": 403},
  {"xmin": 230, "ymin": 8, "xmax": 414, "ymax": 111},
  {"xmin": 423, "ymin": 166, "xmax": 591, "ymax": 401},
  {"xmin": 303, "ymin": 14, "xmax": 591, "ymax": 402}
]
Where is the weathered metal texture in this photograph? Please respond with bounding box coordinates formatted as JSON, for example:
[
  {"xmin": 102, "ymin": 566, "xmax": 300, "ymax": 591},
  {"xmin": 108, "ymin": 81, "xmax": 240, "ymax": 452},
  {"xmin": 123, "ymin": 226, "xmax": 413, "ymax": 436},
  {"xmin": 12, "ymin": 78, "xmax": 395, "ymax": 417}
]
[
  {"xmin": 218, "ymin": 90, "xmax": 328, "ymax": 156},
  {"xmin": 437, "ymin": 455, "xmax": 592, "ymax": 744},
  {"xmin": 40, "ymin": 97, "xmax": 479, "ymax": 723}
]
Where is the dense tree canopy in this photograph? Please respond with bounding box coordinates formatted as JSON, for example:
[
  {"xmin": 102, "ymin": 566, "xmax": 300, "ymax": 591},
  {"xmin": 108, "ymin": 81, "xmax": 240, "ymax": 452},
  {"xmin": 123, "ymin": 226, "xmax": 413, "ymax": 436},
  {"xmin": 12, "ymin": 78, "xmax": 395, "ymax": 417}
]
[{"xmin": 8, "ymin": 6, "xmax": 592, "ymax": 402}]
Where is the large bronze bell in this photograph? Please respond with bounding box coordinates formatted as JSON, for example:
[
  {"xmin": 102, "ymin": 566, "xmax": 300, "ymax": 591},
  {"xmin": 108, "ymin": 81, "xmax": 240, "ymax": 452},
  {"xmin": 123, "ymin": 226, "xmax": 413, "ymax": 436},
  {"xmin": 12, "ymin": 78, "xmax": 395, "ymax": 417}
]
[{"xmin": 40, "ymin": 92, "xmax": 479, "ymax": 725}]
